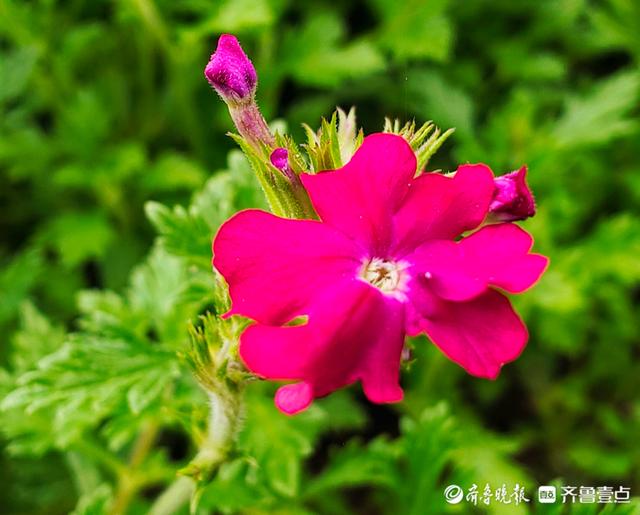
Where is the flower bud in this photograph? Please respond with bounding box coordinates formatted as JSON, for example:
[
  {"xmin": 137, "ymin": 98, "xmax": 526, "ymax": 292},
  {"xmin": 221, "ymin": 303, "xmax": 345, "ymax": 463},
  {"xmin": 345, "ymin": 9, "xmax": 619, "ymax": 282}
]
[
  {"xmin": 270, "ymin": 147, "xmax": 289, "ymax": 172},
  {"xmin": 489, "ymin": 166, "xmax": 536, "ymax": 222},
  {"xmin": 204, "ymin": 34, "xmax": 257, "ymax": 105},
  {"xmin": 269, "ymin": 147, "xmax": 316, "ymax": 218},
  {"xmin": 270, "ymin": 147, "xmax": 296, "ymax": 183},
  {"xmin": 205, "ymin": 34, "xmax": 274, "ymax": 149}
]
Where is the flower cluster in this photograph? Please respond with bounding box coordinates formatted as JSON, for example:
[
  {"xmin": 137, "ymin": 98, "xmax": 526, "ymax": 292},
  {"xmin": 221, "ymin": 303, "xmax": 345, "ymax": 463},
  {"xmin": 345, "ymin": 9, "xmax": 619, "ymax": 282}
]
[{"xmin": 205, "ymin": 35, "xmax": 548, "ymax": 414}]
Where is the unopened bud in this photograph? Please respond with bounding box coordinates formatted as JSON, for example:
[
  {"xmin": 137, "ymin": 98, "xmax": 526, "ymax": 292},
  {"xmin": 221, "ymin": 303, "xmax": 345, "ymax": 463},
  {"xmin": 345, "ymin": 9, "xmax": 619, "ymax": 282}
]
[
  {"xmin": 204, "ymin": 34, "xmax": 257, "ymax": 104},
  {"xmin": 489, "ymin": 166, "xmax": 536, "ymax": 222},
  {"xmin": 204, "ymin": 34, "xmax": 274, "ymax": 149},
  {"xmin": 270, "ymin": 147, "xmax": 289, "ymax": 172}
]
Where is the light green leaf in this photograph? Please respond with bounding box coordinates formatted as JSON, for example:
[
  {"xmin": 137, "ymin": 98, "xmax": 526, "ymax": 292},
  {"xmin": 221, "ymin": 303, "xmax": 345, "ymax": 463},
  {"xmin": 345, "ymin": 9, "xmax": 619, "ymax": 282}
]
[
  {"xmin": 0, "ymin": 46, "xmax": 39, "ymax": 102},
  {"xmin": 372, "ymin": 0, "xmax": 453, "ymax": 62},
  {"xmin": 553, "ymin": 70, "xmax": 640, "ymax": 147}
]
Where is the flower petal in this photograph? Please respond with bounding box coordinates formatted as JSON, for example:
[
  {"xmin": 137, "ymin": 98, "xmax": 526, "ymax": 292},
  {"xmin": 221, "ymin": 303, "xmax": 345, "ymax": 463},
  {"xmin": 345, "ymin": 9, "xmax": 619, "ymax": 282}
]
[
  {"xmin": 213, "ymin": 209, "xmax": 362, "ymax": 325},
  {"xmin": 417, "ymin": 290, "xmax": 528, "ymax": 379},
  {"xmin": 239, "ymin": 279, "xmax": 406, "ymax": 413},
  {"xmin": 392, "ymin": 164, "xmax": 495, "ymax": 256},
  {"xmin": 408, "ymin": 223, "xmax": 549, "ymax": 301},
  {"xmin": 359, "ymin": 297, "xmax": 405, "ymax": 404},
  {"xmin": 301, "ymin": 133, "xmax": 417, "ymax": 254},
  {"xmin": 275, "ymin": 382, "xmax": 314, "ymax": 415}
]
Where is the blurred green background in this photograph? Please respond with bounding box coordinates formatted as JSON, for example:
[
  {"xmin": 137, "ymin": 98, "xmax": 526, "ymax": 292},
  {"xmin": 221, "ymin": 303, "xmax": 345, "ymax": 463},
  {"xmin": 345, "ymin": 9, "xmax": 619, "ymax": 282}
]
[{"xmin": 1, "ymin": 0, "xmax": 639, "ymax": 513}]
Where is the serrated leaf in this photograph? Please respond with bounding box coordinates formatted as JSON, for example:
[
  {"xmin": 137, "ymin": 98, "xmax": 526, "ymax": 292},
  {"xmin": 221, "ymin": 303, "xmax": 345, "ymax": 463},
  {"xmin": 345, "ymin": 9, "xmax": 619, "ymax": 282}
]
[
  {"xmin": 10, "ymin": 302, "xmax": 66, "ymax": 373},
  {"xmin": 1, "ymin": 335, "xmax": 177, "ymax": 447},
  {"xmin": 145, "ymin": 201, "xmax": 212, "ymax": 266},
  {"xmin": 553, "ymin": 70, "xmax": 640, "ymax": 147},
  {"xmin": 303, "ymin": 438, "xmax": 397, "ymax": 498}
]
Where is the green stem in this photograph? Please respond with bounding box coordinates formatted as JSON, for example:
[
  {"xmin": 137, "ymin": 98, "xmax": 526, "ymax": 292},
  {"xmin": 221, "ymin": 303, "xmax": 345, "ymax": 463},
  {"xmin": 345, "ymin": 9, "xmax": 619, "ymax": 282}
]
[
  {"xmin": 149, "ymin": 476, "xmax": 195, "ymax": 515},
  {"xmin": 229, "ymin": 101, "xmax": 276, "ymax": 151},
  {"xmin": 181, "ymin": 388, "xmax": 244, "ymax": 482},
  {"xmin": 149, "ymin": 389, "xmax": 244, "ymax": 514},
  {"xmin": 109, "ymin": 420, "xmax": 160, "ymax": 515}
]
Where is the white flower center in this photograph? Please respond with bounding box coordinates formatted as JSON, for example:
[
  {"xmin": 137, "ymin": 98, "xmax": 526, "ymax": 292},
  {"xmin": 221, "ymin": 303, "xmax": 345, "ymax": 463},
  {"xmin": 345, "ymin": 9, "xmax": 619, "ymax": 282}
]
[{"xmin": 360, "ymin": 258, "xmax": 409, "ymax": 299}]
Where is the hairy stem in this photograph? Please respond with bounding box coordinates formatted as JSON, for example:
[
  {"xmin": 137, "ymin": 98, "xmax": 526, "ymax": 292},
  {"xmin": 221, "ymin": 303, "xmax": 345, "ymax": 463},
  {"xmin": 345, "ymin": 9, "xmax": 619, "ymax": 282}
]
[
  {"xmin": 149, "ymin": 388, "xmax": 244, "ymax": 514},
  {"xmin": 148, "ymin": 476, "xmax": 195, "ymax": 515},
  {"xmin": 229, "ymin": 101, "xmax": 275, "ymax": 150}
]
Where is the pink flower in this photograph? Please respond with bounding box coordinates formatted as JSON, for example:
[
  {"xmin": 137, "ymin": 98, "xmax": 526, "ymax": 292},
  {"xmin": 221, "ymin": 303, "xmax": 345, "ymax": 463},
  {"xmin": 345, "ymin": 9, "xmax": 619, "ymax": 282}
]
[
  {"xmin": 489, "ymin": 166, "xmax": 536, "ymax": 221},
  {"xmin": 204, "ymin": 34, "xmax": 257, "ymax": 104},
  {"xmin": 213, "ymin": 134, "xmax": 548, "ymax": 414}
]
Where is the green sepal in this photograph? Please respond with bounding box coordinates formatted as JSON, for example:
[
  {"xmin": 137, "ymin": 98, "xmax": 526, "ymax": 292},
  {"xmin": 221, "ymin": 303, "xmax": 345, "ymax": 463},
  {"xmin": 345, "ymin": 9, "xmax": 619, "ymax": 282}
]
[
  {"xmin": 302, "ymin": 108, "xmax": 363, "ymax": 173},
  {"xmin": 383, "ymin": 118, "xmax": 455, "ymax": 173},
  {"xmin": 229, "ymin": 133, "xmax": 313, "ymax": 219}
]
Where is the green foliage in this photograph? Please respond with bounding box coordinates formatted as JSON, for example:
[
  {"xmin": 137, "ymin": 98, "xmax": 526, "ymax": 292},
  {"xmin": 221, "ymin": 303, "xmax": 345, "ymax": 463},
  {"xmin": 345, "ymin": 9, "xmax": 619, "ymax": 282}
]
[{"xmin": 2, "ymin": 0, "xmax": 640, "ymax": 513}]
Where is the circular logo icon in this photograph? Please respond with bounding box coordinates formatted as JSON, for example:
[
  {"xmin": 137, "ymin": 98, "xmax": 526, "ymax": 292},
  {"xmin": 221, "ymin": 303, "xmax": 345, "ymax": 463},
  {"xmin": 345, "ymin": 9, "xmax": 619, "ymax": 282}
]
[{"xmin": 444, "ymin": 484, "xmax": 464, "ymax": 504}]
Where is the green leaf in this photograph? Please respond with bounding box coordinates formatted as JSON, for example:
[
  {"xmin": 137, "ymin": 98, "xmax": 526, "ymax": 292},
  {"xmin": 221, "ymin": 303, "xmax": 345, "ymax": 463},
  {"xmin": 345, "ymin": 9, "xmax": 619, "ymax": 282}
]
[
  {"xmin": 282, "ymin": 13, "xmax": 385, "ymax": 87},
  {"xmin": 404, "ymin": 70, "xmax": 474, "ymax": 138},
  {"xmin": 145, "ymin": 201, "xmax": 212, "ymax": 266},
  {"xmin": 553, "ymin": 70, "xmax": 640, "ymax": 148},
  {"xmin": 142, "ymin": 152, "xmax": 206, "ymax": 192},
  {"xmin": 398, "ymin": 403, "xmax": 459, "ymax": 515},
  {"xmin": 0, "ymin": 46, "xmax": 39, "ymax": 102},
  {"xmin": 45, "ymin": 211, "xmax": 115, "ymax": 268},
  {"xmin": 303, "ymin": 438, "xmax": 397, "ymax": 498},
  {"xmin": 128, "ymin": 247, "xmax": 211, "ymax": 342},
  {"xmin": 70, "ymin": 484, "xmax": 113, "ymax": 515},
  {"xmin": 10, "ymin": 302, "xmax": 66, "ymax": 373},
  {"xmin": 372, "ymin": 0, "xmax": 453, "ymax": 62},
  {"xmin": 0, "ymin": 248, "xmax": 43, "ymax": 325},
  {"xmin": 1, "ymin": 335, "xmax": 177, "ymax": 447},
  {"xmin": 203, "ymin": 0, "xmax": 275, "ymax": 32}
]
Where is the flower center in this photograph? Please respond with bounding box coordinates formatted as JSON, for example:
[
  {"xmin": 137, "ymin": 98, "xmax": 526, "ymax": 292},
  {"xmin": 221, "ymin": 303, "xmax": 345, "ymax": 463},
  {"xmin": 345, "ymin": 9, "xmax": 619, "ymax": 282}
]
[{"xmin": 360, "ymin": 258, "xmax": 409, "ymax": 298}]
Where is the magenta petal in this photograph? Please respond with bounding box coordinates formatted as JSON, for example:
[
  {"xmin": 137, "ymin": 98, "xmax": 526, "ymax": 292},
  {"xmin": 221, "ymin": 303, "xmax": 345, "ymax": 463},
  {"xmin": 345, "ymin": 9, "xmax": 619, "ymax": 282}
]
[
  {"xmin": 421, "ymin": 290, "xmax": 528, "ymax": 379},
  {"xmin": 455, "ymin": 223, "xmax": 548, "ymax": 294},
  {"xmin": 408, "ymin": 223, "xmax": 548, "ymax": 301},
  {"xmin": 392, "ymin": 164, "xmax": 495, "ymax": 256},
  {"xmin": 240, "ymin": 323, "xmax": 311, "ymax": 379},
  {"xmin": 239, "ymin": 280, "xmax": 406, "ymax": 413},
  {"xmin": 359, "ymin": 297, "xmax": 405, "ymax": 404},
  {"xmin": 301, "ymin": 133, "xmax": 417, "ymax": 254},
  {"xmin": 404, "ymin": 273, "xmax": 441, "ymax": 337},
  {"xmin": 213, "ymin": 209, "xmax": 362, "ymax": 325},
  {"xmin": 409, "ymin": 240, "xmax": 487, "ymax": 301},
  {"xmin": 275, "ymin": 382, "xmax": 314, "ymax": 415}
]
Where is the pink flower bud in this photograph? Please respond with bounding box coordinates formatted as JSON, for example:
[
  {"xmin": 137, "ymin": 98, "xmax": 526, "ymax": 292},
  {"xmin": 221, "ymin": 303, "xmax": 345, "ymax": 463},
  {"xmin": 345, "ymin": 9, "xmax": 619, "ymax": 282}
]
[
  {"xmin": 489, "ymin": 166, "xmax": 536, "ymax": 222},
  {"xmin": 204, "ymin": 34, "xmax": 257, "ymax": 104},
  {"xmin": 270, "ymin": 147, "xmax": 289, "ymax": 172},
  {"xmin": 204, "ymin": 34, "xmax": 274, "ymax": 149}
]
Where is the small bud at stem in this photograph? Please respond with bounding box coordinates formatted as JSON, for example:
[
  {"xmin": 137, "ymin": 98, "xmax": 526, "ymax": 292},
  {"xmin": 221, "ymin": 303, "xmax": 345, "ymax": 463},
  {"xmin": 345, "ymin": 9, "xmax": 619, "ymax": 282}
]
[{"xmin": 269, "ymin": 147, "xmax": 316, "ymax": 219}]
